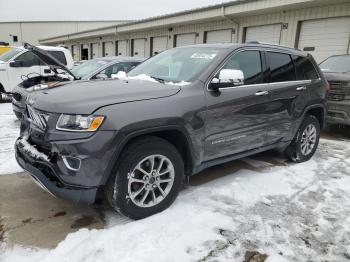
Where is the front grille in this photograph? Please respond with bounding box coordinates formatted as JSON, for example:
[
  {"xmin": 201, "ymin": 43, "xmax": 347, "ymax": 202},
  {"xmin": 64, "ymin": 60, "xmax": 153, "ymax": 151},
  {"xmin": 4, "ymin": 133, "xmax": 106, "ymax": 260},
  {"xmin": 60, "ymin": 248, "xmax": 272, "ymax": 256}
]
[
  {"xmin": 328, "ymin": 81, "xmax": 349, "ymax": 101},
  {"xmin": 27, "ymin": 106, "xmax": 49, "ymax": 130}
]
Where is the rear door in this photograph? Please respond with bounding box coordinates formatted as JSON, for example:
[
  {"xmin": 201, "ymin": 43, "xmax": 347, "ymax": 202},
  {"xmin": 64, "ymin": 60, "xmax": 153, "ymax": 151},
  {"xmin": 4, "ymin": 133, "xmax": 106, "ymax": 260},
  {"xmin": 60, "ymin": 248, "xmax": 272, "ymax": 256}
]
[
  {"xmin": 263, "ymin": 51, "xmax": 310, "ymax": 143},
  {"xmin": 204, "ymin": 49, "xmax": 271, "ymax": 161}
]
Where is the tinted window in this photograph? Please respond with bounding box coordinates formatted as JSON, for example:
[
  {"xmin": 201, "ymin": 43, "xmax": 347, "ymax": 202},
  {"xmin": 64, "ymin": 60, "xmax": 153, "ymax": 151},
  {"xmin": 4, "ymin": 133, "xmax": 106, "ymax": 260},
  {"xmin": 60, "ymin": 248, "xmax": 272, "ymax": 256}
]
[
  {"xmin": 267, "ymin": 52, "xmax": 295, "ymax": 82},
  {"xmin": 47, "ymin": 51, "xmax": 67, "ymax": 65},
  {"xmin": 15, "ymin": 51, "xmax": 42, "ymax": 67},
  {"xmin": 223, "ymin": 50, "xmax": 262, "ymax": 85},
  {"xmin": 293, "ymin": 56, "xmax": 319, "ymax": 80}
]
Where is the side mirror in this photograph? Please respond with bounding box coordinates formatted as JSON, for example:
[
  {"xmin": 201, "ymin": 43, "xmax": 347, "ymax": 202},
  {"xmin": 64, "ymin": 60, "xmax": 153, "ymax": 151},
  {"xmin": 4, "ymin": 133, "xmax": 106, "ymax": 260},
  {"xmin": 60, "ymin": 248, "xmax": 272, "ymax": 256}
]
[
  {"xmin": 94, "ymin": 73, "xmax": 108, "ymax": 80},
  {"xmin": 9, "ymin": 60, "xmax": 24, "ymax": 68},
  {"xmin": 210, "ymin": 69, "xmax": 244, "ymax": 90}
]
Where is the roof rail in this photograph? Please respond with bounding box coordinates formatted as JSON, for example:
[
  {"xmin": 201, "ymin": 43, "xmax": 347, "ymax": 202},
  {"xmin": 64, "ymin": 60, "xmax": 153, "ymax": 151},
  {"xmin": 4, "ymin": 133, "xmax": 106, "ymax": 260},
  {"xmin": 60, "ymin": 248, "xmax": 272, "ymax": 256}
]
[{"xmin": 245, "ymin": 41, "xmax": 302, "ymax": 51}]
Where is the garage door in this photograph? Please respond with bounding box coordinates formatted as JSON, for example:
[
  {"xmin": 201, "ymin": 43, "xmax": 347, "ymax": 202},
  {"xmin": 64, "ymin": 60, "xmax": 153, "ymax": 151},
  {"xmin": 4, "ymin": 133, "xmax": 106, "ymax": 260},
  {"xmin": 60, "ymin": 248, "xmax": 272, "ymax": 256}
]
[
  {"xmin": 245, "ymin": 24, "xmax": 282, "ymax": 44},
  {"xmin": 175, "ymin": 33, "xmax": 196, "ymax": 47},
  {"xmin": 91, "ymin": 43, "xmax": 99, "ymax": 59},
  {"xmin": 152, "ymin": 36, "xmax": 168, "ymax": 56},
  {"xmin": 132, "ymin": 38, "xmax": 146, "ymax": 57},
  {"xmin": 117, "ymin": 40, "xmax": 128, "ymax": 56},
  {"xmin": 298, "ymin": 17, "xmax": 350, "ymax": 62},
  {"xmin": 206, "ymin": 29, "xmax": 232, "ymax": 44},
  {"xmin": 72, "ymin": 45, "xmax": 79, "ymax": 61},
  {"xmin": 103, "ymin": 42, "xmax": 114, "ymax": 57}
]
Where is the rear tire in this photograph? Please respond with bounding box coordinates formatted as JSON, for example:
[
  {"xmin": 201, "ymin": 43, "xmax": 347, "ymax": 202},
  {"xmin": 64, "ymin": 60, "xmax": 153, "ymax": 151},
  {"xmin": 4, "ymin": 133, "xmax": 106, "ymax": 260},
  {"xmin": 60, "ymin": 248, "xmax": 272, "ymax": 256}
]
[
  {"xmin": 105, "ymin": 136, "xmax": 184, "ymax": 220},
  {"xmin": 285, "ymin": 115, "xmax": 320, "ymax": 163}
]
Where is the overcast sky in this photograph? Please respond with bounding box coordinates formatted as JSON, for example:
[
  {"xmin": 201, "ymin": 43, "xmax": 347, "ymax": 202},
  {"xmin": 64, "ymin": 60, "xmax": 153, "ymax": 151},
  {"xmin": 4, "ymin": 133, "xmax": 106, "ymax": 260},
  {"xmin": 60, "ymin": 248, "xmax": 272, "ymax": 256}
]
[{"xmin": 0, "ymin": 0, "xmax": 230, "ymax": 22}]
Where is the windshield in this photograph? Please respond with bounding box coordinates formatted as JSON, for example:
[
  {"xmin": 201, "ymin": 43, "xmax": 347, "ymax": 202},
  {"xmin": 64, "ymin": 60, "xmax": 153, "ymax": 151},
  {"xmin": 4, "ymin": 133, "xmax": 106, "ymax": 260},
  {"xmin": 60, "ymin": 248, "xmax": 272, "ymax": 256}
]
[
  {"xmin": 71, "ymin": 59, "xmax": 110, "ymax": 78},
  {"xmin": 0, "ymin": 48, "xmax": 22, "ymax": 62},
  {"xmin": 319, "ymin": 55, "xmax": 350, "ymax": 73},
  {"xmin": 127, "ymin": 47, "xmax": 222, "ymax": 83}
]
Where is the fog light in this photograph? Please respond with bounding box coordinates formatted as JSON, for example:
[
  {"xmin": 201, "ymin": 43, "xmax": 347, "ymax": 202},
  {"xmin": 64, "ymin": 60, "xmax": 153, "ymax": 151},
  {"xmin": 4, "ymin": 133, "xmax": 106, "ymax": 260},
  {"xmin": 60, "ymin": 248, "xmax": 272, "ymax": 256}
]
[{"xmin": 62, "ymin": 156, "xmax": 81, "ymax": 171}]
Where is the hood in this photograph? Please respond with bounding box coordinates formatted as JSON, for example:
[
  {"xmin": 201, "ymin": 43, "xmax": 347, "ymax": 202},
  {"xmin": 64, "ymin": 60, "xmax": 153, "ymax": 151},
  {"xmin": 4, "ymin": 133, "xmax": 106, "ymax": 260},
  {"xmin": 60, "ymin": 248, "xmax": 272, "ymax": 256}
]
[
  {"xmin": 28, "ymin": 79, "xmax": 181, "ymax": 114},
  {"xmin": 323, "ymin": 72, "xmax": 350, "ymax": 82},
  {"xmin": 24, "ymin": 43, "xmax": 77, "ymax": 80}
]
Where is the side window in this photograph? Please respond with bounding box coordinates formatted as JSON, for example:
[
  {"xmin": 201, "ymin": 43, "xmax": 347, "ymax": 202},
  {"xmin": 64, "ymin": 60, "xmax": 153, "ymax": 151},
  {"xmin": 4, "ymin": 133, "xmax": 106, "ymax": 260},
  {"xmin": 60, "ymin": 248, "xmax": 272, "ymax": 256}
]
[
  {"xmin": 223, "ymin": 50, "xmax": 262, "ymax": 85},
  {"xmin": 99, "ymin": 63, "xmax": 125, "ymax": 78},
  {"xmin": 266, "ymin": 52, "xmax": 295, "ymax": 82},
  {"xmin": 292, "ymin": 55, "xmax": 319, "ymax": 80},
  {"xmin": 47, "ymin": 51, "xmax": 67, "ymax": 65},
  {"xmin": 15, "ymin": 51, "xmax": 42, "ymax": 67}
]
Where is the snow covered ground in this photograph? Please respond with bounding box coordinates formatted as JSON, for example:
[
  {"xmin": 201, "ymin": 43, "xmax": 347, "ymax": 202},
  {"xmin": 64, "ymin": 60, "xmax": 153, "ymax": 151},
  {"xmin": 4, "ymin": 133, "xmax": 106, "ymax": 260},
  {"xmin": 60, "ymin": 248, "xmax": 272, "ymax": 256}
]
[
  {"xmin": 0, "ymin": 103, "xmax": 350, "ymax": 261},
  {"xmin": 0, "ymin": 104, "xmax": 21, "ymax": 175}
]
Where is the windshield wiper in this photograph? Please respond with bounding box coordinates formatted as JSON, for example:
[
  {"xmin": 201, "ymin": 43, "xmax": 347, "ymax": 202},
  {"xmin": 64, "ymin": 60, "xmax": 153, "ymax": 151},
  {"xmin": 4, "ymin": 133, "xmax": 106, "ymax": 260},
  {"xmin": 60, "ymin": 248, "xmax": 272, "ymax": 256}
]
[{"xmin": 150, "ymin": 76, "xmax": 166, "ymax": 83}]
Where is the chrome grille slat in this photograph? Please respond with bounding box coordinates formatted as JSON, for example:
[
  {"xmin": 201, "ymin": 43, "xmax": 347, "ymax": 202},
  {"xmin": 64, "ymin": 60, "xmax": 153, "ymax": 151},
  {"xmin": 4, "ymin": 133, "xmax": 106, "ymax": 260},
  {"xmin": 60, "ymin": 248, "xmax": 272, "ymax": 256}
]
[
  {"xmin": 27, "ymin": 106, "xmax": 48, "ymax": 130},
  {"xmin": 328, "ymin": 81, "xmax": 349, "ymax": 101}
]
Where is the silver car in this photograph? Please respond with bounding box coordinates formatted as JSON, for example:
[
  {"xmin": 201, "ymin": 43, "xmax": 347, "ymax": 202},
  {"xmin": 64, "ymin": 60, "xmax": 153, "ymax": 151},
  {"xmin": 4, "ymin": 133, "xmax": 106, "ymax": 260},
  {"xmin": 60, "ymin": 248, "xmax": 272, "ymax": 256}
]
[{"xmin": 12, "ymin": 54, "xmax": 143, "ymax": 119}]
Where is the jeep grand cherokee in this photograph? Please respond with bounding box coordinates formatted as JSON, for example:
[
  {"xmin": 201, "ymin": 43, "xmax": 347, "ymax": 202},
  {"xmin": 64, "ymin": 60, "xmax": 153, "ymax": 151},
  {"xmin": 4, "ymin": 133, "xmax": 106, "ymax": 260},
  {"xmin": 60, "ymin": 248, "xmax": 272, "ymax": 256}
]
[{"xmin": 15, "ymin": 43, "xmax": 327, "ymax": 219}]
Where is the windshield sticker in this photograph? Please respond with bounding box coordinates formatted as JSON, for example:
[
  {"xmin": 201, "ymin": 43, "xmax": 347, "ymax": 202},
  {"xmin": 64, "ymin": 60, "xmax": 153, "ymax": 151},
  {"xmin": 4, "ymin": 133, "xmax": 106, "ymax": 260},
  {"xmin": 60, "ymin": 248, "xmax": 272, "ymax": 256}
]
[{"xmin": 191, "ymin": 53, "xmax": 217, "ymax": 60}]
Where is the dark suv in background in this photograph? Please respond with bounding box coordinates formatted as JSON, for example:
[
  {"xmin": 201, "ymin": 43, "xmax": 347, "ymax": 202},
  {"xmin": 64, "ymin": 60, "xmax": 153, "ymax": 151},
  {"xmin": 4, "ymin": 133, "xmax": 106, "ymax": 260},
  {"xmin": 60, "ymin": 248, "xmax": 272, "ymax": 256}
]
[
  {"xmin": 15, "ymin": 43, "xmax": 327, "ymax": 219},
  {"xmin": 319, "ymin": 54, "xmax": 350, "ymax": 126}
]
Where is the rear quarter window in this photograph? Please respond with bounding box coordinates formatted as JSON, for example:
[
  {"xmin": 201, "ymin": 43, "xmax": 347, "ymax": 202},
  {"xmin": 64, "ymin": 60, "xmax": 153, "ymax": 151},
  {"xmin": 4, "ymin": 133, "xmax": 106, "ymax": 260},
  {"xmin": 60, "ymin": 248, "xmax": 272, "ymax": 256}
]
[
  {"xmin": 292, "ymin": 55, "xmax": 319, "ymax": 80},
  {"xmin": 47, "ymin": 51, "xmax": 67, "ymax": 65},
  {"xmin": 266, "ymin": 52, "xmax": 295, "ymax": 82}
]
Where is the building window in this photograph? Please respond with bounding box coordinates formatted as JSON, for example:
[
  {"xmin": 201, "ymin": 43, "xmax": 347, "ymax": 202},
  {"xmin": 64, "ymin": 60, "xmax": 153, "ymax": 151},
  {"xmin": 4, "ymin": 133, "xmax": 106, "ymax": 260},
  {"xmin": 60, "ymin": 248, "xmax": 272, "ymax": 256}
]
[{"xmin": 13, "ymin": 36, "xmax": 18, "ymax": 42}]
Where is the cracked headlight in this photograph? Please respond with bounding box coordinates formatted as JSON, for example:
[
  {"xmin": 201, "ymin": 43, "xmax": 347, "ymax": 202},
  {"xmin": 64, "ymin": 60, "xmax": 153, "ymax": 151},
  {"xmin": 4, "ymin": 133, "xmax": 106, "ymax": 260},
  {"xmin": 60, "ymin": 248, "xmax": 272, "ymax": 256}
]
[{"xmin": 56, "ymin": 114, "xmax": 105, "ymax": 132}]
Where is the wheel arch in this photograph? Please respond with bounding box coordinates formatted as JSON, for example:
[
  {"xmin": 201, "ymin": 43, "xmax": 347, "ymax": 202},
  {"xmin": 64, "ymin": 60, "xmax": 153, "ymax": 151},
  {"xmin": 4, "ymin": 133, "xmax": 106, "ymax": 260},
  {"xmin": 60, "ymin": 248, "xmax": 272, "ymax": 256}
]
[
  {"xmin": 304, "ymin": 105, "xmax": 326, "ymax": 129},
  {"xmin": 102, "ymin": 125, "xmax": 196, "ymax": 186}
]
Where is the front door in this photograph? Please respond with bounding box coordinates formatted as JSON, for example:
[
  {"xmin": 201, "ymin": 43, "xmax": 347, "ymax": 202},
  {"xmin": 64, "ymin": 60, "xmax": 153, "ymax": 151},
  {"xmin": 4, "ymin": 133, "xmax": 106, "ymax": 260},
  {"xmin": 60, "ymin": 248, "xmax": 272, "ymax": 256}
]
[
  {"xmin": 7, "ymin": 51, "xmax": 42, "ymax": 91},
  {"xmin": 204, "ymin": 49, "xmax": 271, "ymax": 161}
]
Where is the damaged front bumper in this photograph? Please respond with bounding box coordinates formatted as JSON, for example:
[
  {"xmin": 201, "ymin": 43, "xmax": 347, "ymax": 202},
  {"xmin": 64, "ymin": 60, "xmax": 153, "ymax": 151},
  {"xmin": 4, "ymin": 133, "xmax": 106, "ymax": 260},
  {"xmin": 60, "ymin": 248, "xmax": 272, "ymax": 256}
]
[{"xmin": 15, "ymin": 137, "xmax": 98, "ymax": 204}]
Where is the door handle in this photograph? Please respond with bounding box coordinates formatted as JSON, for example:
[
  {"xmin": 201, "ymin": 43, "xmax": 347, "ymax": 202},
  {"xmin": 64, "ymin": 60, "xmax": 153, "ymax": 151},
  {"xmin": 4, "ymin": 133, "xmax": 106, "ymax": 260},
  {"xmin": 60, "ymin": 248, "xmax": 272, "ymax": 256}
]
[
  {"xmin": 255, "ymin": 91, "xmax": 269, "ymax": 96},
  {"xmin": 296, "ymin": 86, "xmax": 307, "ymax": 91}
]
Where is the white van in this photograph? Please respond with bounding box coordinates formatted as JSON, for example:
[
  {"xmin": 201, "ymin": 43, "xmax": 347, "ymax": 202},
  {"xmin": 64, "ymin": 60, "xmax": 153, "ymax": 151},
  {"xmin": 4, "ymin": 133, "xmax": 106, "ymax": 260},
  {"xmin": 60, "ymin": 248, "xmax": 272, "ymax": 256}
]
[{"xmin": 0, "ymin": 45, "xmax": 73, "ymax": 96}]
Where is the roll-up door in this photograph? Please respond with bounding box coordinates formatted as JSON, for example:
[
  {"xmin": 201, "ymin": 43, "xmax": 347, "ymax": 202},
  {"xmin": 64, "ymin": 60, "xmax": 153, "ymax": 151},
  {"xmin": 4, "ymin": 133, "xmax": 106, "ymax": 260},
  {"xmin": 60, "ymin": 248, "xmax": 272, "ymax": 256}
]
[
  {"xmin": 103, "ymin": 42, "xmax": 114, "ymax": 57},
  {"xmin": 151, "ymin": 36, "xmax": 168, "ymax": 56},
  {"xmin": 117, "ymin": 40, "xmax": 128, "ymax": 56},
  {"xmin": 298, "ymin": 17, "xmax": 350, "ymax": 62},
  {"xmin": 245, "ymin": 24, "xmax": 282, "ymax": 44},
  {"xmin": 72, "ymin": 45, "xmax": 79, "ymax": 61},
  {"xmin": 175, "ymin": 33, "xmax": 196, "ymax": 47},
  {"xmin": 205, "ymin": 29, "xmax": 232, "ymax": 44},
  {"xmin": 91, "ymin": 43, "xmax": 99, "ymax": 59},
  {"xmin": 132, "ymin": 38, "xmax": 146, "ymax": 57}
]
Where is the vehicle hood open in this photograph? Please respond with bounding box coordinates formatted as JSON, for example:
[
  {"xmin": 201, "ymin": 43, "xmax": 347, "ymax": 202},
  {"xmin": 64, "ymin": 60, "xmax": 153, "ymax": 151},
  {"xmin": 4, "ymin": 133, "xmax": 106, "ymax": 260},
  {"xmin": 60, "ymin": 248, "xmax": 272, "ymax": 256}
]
[
  {"xmin": 24, "ymin": 43, "xmax": 77, "ymax": 80},
  {"xmin": 28, "ymin": 79, "xmax": 181, "ymax": 114}
]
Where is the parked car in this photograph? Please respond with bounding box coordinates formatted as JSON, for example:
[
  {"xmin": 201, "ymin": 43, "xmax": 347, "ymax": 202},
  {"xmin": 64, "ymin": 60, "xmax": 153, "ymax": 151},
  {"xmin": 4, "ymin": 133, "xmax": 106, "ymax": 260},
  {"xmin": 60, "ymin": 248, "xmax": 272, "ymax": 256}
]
[
  {"xmin": 319, "ymin": 54, "xmax": 350, "ymax": 126},
  {"xmin": 15, "ymin": 43, "xmax": 327, "ymax": 219},
  {"xmin": 12, "ymin": 53, "xmax": 143, "ymax": 119},
  {"xmin": 0, "ymin": 44, "xmax": 74, "ymax": 102}
]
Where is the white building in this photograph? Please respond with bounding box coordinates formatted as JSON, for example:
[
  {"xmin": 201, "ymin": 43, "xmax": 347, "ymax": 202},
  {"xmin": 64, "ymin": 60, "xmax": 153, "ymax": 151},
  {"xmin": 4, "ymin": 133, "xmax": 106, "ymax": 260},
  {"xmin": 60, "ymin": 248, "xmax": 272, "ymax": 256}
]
[
  {"xmin": 0, "ymin": 20, "xmax": 129, "ymax": 47},
  {"xmin": 36, "ymin": 0, "xmax": 350, "ymax": 62}
]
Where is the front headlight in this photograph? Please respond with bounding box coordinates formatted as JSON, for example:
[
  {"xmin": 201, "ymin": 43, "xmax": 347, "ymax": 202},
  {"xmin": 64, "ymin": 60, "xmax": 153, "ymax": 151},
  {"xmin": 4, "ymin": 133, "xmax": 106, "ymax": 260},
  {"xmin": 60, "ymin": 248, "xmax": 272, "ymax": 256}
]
[{"xmin": 56, "ymin": 114, "xmax": 105, "ymax": 132}]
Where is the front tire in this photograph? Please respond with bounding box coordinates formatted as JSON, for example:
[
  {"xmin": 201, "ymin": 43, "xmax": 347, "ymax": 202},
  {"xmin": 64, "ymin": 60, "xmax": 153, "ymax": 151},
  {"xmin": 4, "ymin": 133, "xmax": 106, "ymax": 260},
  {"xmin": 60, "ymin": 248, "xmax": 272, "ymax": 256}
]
[
  {"xmin": 105, "ymin": 136, "xmax": 184, "ymax": 219},
  {"xmin": 285, "ymin": 115, "xmax": 320, "ymax": 163}
]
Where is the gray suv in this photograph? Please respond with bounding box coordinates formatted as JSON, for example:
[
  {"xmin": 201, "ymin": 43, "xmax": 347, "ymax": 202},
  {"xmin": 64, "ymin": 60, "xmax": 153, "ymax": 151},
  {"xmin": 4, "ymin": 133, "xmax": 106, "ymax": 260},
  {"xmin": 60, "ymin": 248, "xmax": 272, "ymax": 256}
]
[
  {"xmin": 15, "ymin": 43, "xmax": 327, "ymax": 219},
  {"xmin": 319, "ymin": 54, "xmax": 350, "ymax": 125}
]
